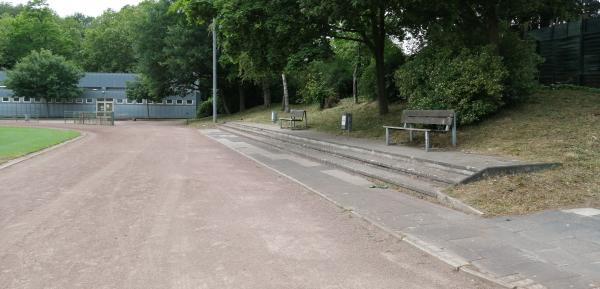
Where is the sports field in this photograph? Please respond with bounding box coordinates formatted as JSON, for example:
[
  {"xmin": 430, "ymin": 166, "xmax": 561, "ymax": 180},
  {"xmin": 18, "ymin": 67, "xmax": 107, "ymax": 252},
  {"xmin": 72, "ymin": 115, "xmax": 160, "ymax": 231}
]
[{"xmin": 0, "ymin": 126, "xmax": 79, "ymax": 163}]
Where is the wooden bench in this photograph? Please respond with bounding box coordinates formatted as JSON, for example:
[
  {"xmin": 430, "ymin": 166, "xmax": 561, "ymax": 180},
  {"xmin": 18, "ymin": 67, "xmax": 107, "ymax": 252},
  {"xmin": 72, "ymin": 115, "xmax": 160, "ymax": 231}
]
[
  {"xmin": 383, "ymin": 110, "xmax": 457, "ymax": 151},
  {"xmin": 279, "ymin": 109, "xmax": 307, "ymax": 129}
]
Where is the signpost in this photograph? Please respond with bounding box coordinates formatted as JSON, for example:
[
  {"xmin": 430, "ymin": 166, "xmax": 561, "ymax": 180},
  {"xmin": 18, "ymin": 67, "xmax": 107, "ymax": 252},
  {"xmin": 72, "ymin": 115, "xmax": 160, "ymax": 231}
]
[{"xmin": 341, "ymin": 112, "xmax": 352, "ymax": 133}]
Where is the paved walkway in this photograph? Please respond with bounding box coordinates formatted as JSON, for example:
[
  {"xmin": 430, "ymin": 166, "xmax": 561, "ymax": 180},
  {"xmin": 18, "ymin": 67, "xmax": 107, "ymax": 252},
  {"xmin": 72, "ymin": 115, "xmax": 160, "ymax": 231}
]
[
  {"xmin": 203, "ymin": 128, "xmax": 600, "ymax": 289},
  {"xmin": 0, "ymin": 121, "xmax": 497, "ymax": 289}
]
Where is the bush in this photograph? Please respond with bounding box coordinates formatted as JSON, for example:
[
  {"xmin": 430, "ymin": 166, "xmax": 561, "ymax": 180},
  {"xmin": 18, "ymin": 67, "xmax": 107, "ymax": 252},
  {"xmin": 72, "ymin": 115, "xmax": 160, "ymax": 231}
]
[
  {"xmin": 300, "ymin": 71, "xmax": 337, "ymax": 109},
  {"xmin": 498, "ymin": 33, "xmax": 543, "ymax": 102},
  {"xmin": 395, "ymin": 46, "xmax": 507, "ymax": 124},
  {"xmin": 197, "ymin": 98, "xmax": 213, "ymax": 118}
]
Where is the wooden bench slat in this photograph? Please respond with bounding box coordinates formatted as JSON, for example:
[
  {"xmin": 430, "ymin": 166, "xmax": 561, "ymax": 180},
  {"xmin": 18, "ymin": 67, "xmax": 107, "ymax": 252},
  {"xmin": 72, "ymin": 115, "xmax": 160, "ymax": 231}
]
[
  {"xmin": 402, "ymin": 116, "xmax": 452, "ymax": 125},
  {"xmin": 402, "ymin": 110, "xmax": 455, "ymax": 117}
]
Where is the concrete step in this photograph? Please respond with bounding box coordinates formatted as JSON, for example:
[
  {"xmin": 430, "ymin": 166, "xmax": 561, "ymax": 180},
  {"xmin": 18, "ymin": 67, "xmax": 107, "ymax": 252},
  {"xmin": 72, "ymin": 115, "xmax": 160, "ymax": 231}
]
[
  {"xmin": 219, "ymin": 125, "xmax": 449, "ymax": 197},
  {"xmin": 221, "ymin": 122, "xmax": 475, "ymax": 185}
]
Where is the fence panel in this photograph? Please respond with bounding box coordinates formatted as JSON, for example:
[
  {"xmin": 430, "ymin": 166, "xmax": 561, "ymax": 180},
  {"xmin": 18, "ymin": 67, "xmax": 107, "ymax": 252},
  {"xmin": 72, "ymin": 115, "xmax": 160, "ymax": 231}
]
[{"xmin": 530, "ymin": 18, "xmax": 600, "ymax": 87}]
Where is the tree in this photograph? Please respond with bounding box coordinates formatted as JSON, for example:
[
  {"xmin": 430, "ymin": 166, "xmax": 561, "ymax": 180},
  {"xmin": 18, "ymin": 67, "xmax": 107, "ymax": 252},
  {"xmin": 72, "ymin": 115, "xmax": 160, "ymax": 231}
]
[
  {"xmin": 0, "ymin": 0, "xmax": 77, "ymax": 69},
  {"xmin": 126, "ymin": 76, "xmax": 154, "ymax": 118},
  {"xmin": 215, "ymin": 0, "xmax": 327, "ymax": 112},
  {"xmin": 81, "ymin": 8, "xmax": 138, "ymax": 72},
  {"xmin": 5, "ymin": 49, "xmax": 83, "ymax": 116},
  {"xmin": 299, "ymin": 0, "xmax": 405, "ymax": 115},
  {"xmin": 0, "ymin": 2, "xmax": 25, "ymax": 17}
]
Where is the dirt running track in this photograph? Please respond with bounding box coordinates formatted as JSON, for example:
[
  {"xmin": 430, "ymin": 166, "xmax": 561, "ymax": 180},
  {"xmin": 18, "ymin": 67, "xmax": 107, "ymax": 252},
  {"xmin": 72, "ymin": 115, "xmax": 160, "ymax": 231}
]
[{"xmin": 0, "ymin": 121, "xmax": 499, "ymax": 289}]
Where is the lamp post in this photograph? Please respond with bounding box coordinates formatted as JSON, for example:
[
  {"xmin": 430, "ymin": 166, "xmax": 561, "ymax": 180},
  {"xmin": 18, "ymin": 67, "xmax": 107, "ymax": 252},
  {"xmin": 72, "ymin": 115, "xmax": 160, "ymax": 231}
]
[{"xmin": 212, "ymin": 18, "xmax": 218, "ymax": 123}]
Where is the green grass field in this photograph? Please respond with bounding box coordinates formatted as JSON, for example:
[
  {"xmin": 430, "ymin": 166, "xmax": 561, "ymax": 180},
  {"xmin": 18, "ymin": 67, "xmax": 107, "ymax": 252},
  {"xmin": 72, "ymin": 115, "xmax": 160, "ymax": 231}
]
[
  {"xmin": 0, "ymin": 126, "xmax": 80, "ymax": 164},
  {"xmin": 192, "ymin": 88, "xmax": 600, "ymax": 216}
]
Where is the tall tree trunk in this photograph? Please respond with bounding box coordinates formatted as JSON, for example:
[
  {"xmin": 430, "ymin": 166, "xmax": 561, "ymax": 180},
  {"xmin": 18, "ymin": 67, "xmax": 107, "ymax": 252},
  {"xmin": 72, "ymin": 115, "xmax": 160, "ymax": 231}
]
[
  {"xmin": 373, "ymin": 5, "xmax": 388, "ymax": 115},
  {"xmin": 281, "ymin": 73, "xmax": 289, "ymax": 113},
  {"xmin": 238, "ymin": 82, "xmax": 245, "ymax": 112},
  {"xmin": 262, "ymin": 79, "xmax": 271, "ymax": 108},
  {"xmin": 484, "ymin": 3, "xmax": 500, "ymax": 49},
  {"xmin": 220, "ymin": 93, "xmax": 231, "ymax": 114},
  {"xmin": 146, "ymin": 101, "xmax": 150, "ymax": 119},
  {"xmin": 353, "ymin": 45, "xmax": 359, "ymax": 104}
]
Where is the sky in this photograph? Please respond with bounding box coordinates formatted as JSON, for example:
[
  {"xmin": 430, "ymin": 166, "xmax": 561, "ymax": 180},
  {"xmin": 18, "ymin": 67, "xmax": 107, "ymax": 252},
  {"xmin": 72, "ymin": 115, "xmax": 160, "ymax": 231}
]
[{"xmin": 7, "ymin": 0, "xmax": 143, "ymax": 17}]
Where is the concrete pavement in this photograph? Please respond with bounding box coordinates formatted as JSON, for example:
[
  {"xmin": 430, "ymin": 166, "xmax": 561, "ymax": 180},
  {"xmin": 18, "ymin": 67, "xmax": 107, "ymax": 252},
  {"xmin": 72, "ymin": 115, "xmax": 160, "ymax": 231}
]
[
  {"xmin": 0, "ymin": 121, "xmax": 498, "ymax": 289},
  {"xmin": 202, "ymin": 127, "xmax": 600, "ymax": 289}
]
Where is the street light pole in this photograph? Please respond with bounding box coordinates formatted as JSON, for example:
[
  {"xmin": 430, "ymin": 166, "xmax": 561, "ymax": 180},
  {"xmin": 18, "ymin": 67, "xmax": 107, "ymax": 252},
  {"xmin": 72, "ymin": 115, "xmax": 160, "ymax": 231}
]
[{"xmin": 212, "ymin": 18, "xmax": 218, "ymax": 123}]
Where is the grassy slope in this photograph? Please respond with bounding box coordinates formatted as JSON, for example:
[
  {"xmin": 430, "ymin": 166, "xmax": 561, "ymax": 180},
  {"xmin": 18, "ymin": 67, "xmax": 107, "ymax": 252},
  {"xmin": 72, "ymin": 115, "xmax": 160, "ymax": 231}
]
[
  {"xmin": 0, "ymin": 126, "xmax": 80, "ymax": 163},
  {"xmin": 193, "ymin": 89, "xmax": 600, "ymax": 215},
  {"xmin": 448, "ymin": 89, "xmax": 600, "ymax": 216}
]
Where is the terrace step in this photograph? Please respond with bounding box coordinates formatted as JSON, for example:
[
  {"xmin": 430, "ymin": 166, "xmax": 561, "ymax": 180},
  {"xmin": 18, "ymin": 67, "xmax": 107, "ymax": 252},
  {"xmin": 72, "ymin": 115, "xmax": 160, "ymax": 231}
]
[
  {"xmin": 218, "ymin": 124, "xmax": 472, "ymax": 197},
  {"xmin": 221, "ymin": 122, "xmax": 477, "ymax": 185}
]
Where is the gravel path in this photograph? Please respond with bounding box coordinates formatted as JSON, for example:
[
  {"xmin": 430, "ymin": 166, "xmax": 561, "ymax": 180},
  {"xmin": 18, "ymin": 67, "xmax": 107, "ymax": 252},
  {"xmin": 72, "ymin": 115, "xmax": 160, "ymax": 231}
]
[{"xmin": 0, "ymin": 121, "xmax": 500, "ymax": 289}]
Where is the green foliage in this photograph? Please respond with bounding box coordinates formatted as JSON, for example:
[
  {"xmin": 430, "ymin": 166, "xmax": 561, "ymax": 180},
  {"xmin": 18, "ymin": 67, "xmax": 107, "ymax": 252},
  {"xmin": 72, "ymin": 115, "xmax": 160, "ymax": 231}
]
[
  {"xmin": 196, "ymin": 97, "xmax": 227, "ymax": 118},
  {"xmin": 5, "ymin": 49, "xmax": 83, "ymax": 101},
  {"xmin": 359, "ymin": 41, "xmax": 404, "ymax": 101},
  {"xmin": 81, "ymin": 8, "xmax": 138, "ymax": 72},
  {"xmin": 299, "ymin": 70, "xmax": 336, "ymax": 109},
  {"xmin": 0, "ymin": 0, "xmax": 78, "ymax": 69},
  {"xmin": 197, "ymin": 98, "xmax": 214, "ymax": 118},
  {"xmin": 498, "ymin": 33, "xmax": 543, "ymax": 102},
  {"xmin": 395, "ymin": 46, "xmax": 507, "ymax": 124},
  {"xmin": 126, "ymin": 77, "xmax": 152, "ymax": 101},
  {"xmin": 130, "ymin": 0, "xmax": 213, "ymax": 99}
]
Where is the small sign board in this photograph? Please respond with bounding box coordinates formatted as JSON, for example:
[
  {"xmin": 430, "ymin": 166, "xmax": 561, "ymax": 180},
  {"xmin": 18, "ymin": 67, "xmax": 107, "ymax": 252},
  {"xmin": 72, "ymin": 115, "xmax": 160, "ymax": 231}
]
[{"xmin": 341, "ymin": 112, "xmax": 352, "ymax": 132}]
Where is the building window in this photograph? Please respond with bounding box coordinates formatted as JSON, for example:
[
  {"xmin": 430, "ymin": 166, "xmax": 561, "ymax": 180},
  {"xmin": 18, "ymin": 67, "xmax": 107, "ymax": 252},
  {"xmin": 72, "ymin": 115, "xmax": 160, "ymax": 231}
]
[
  {"xmin": 55, "ymin": 99, "xmax": 63, "ymax": 103},
  {"xmin": 23, "ymin": 97, "xmax": 31, "ymax": 102},
  {"xmin": 148, "ymin": 100, "xmax": 154, "ymax": 104},
  {"xmin": 176, "ymin": 99, "xmax": 183, "ymax": 105},
  {"xmin": 86, "ymin": 99, "xmax": 93, "ymax": 104},
  {"xmin": 155, "ymin": 100, "xmax": 164, "ymax": 104},
  {"xmin": 75, "ymin": 98, "xmax": 83, "ymax": 104},
  {"xmin": 48, "ymin": 98, "xmax": 54, "ymax": 103},
  {"xmin": 12, "ymin": 97, "xmax": 20, "ymax": 102},
  {"xmin": 126, "ymin": 99, "xmax": 134, "ymax": 104},
  {"xmin": 65, "ymin": 99, "xmax": 74, "ymax": 103},
  {"xmin": 34, "ymin": 98, "xmax": 41, "ymax": 103},
  {"xmin": 106, "ymin": 98, "xmax": 113, "ymax": 102},
  {"xmin": 186, "ymin": 99, "xmax": 194, "ymax": 105},
  {"xmin": 136, "ymin": 99, "xmax": 143, "ymax": 104},
  {"xmin": 116, "ymin": 99, "xmax": 124, "ymax": 104},
  {"xmin": 1, "ymin": 97, "xmax": 9, "ymax": 102},
  {"xmin": 166, "ymin": 99, "xmax": 173, "ymax": 104}
]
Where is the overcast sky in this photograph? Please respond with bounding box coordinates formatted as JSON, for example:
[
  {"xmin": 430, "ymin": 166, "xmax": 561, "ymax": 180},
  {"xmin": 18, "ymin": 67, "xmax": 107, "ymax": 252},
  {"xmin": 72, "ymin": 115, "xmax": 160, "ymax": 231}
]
[{"xmin": 6, "ymin": 0, "xmax": 143, "ymax": 17}]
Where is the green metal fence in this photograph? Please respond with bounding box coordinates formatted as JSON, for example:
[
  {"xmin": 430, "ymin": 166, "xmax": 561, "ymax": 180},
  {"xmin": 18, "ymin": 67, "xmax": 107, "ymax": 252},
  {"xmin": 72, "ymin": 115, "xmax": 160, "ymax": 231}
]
[
  {"xmin": 529, "ymin": 18, "xmax": 600, "ymax": 87},
  {"xmin": 0, "ymin": 113, "xmax": 40, "ymax": 122},
  {"xmin": 64, "ymin": 111, "xmax": 114, "ymax": 126}
]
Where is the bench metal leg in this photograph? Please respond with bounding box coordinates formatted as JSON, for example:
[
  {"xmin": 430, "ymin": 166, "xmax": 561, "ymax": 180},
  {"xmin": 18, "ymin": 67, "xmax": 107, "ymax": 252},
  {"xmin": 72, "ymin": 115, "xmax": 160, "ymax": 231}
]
[
  {"xmin": 409, "ymin": 130, "xmax": 413, "ymax": 142},
  {"xmin": 451, "ymin": 116, "xmax": 457, "ymax": 147},
  {"xmin": 425, "ymin": 131, "xmax": 430, "ymax": 152},
  {"xmin": 385, "ymin": 128, "xmax": 390, "ymax": 145}
]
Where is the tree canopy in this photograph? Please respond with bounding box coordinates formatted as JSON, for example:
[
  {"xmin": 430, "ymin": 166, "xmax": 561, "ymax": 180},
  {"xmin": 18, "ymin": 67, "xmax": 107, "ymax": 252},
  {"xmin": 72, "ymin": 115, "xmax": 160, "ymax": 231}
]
[
  {"xmin": 0, "ymin": 0, "xmax": 597, "ymax": 119},
  {"xmin": 5, "ymin": 49, "xmax": 83, "ymax": 101}
]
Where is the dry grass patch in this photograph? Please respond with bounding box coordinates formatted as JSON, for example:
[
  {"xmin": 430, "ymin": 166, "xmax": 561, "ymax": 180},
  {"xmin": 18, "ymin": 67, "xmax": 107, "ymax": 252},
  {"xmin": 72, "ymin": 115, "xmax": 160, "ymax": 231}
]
[{"xmin": 447, "ymin": 89, "xmax": 600, "ymax": 216}]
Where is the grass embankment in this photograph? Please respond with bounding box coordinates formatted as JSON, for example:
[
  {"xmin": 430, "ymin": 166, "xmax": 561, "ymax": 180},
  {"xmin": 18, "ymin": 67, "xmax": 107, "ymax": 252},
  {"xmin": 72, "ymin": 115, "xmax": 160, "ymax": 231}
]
[
  {"xmin": 0, "ymin": 126, "xmax": 80, "ymax": 164},
  {"xmin": 193, "ymin": 89, "xmax": 600, "ymax": 216},
  {"xmin": 448, "ymin": 89, "xmax": 600, "ymax": 216}
]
